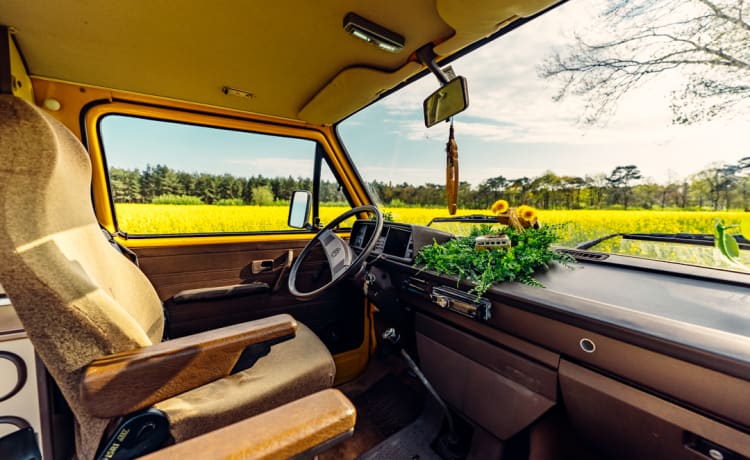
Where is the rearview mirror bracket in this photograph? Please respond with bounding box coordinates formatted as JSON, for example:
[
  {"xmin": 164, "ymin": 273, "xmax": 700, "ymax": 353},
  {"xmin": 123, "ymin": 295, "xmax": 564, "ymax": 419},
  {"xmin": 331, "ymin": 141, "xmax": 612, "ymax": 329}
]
[{"xmin": 416, "ymin": 45, "xmax": 450, "ymax": 85}]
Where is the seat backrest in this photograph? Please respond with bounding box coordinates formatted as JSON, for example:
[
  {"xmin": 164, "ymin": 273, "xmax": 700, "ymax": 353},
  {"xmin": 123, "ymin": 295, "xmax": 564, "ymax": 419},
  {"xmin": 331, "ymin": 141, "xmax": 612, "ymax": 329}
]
[{"xmin": 0, "ymin": 95, "xmax": 165, "ymax": 456}]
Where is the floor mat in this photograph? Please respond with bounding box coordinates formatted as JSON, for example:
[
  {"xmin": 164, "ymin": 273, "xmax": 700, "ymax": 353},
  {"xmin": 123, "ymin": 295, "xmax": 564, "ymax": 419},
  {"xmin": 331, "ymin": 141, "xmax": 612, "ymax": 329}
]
[
  {"xmin": 358, "ymin": 397, "xmax": 444, "ymax": 460},
  {"xmin": 319, "ymin": 368, "xmax": 426, "ymax": 460},
  {"xmin": 353, "ymin": 373, "xmax": 425, "ymax": 438}
]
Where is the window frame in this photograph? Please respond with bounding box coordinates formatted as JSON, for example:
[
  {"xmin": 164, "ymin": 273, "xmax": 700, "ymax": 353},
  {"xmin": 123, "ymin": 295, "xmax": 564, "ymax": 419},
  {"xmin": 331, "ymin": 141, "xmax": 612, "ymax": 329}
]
[{"xmin": 85, "ymin": 101, "xmax": 360, "ymax": 243}]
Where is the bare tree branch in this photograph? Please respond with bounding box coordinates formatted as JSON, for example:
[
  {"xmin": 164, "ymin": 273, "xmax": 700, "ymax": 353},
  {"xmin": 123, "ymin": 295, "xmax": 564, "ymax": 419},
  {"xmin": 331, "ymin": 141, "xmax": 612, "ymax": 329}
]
[
  {"xmin": 695, "ymin": 0, "xmax": 750, "ymax": 32},
  {"xmin": 540, "ymin": 0, "xmax": 750, "ymax": 124}
]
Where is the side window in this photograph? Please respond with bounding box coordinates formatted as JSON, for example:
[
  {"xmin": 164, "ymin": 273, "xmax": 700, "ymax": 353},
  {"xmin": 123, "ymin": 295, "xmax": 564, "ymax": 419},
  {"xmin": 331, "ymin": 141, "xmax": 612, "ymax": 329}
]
[{"xmin": 99, "ymin": 115, "xmax": 347, "ymax": 235}]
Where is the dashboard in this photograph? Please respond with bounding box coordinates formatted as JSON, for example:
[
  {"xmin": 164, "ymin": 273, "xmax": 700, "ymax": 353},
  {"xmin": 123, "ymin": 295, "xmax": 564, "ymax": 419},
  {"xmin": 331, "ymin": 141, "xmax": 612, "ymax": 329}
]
[
  {"xmin": 349, "ymin": 219, "xmax": 750, "ymax": 459},
  {"xmin": 349, "ymin": 219, "xmax": 452, "ymax": 263}
]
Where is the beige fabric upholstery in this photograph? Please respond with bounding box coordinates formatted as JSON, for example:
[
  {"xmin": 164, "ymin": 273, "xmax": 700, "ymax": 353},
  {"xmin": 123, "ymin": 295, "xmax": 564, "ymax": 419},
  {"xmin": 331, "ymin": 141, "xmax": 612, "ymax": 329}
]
[
  {"xmin": 0, "ymin": 95, "xmax": 334, "ymax": 458},
  {"xmin": 156, "ymin": 322, "xmax": 334, "ymax": 442},
  {"xmin": 0, "ymin": 94, "xmax": 164, "ymax": 458}
]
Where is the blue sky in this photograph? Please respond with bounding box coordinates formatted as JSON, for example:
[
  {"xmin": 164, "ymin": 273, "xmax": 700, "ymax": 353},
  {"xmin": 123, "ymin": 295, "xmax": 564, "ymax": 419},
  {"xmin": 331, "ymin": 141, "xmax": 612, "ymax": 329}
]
[
  {"xmin": 100, "ymin": 116, "xmax": 318, "ymax": 178},
  {"xmin": 104, "ymin": 0, "xmax": 747, "ymax": 187},
  {"xmin": 340, "ymin": 0, "xmax": 747, "ymax": 186}
]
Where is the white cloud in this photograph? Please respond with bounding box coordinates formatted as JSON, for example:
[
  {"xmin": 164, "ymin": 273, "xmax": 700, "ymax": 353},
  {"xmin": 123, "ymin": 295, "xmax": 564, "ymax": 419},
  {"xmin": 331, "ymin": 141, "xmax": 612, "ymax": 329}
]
[
  {"xmin": 224, "ymin": 158, "xmax": 314, "ymax": 178},
  {"xmin": 402, "ymin": 120, "xmax": 517, "ymax": 142},
  {"xmin": 358, "ymin": 165, "xmax": 445, "ymax": 185},
  {"xmin": 365, "ymin": 0, "xmax": 748, "ymax": 185}
]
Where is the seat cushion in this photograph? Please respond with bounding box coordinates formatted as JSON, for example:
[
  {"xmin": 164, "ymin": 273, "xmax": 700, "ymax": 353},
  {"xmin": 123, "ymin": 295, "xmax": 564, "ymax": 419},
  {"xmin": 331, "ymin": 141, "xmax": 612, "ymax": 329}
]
[{"xmin": 154, "ymin": 322, "xmax": 335, "ymax": 442}]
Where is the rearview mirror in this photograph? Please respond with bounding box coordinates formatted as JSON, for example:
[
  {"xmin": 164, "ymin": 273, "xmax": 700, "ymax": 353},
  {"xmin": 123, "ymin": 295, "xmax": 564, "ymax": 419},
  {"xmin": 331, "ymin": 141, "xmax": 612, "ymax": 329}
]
[
  {"xmin": 288, "ymin": 190, "xmax": 312, "ymax": 229},
  {"xmin": 423, "ymin": 76, "xmax": 469, "ymax": 127}
]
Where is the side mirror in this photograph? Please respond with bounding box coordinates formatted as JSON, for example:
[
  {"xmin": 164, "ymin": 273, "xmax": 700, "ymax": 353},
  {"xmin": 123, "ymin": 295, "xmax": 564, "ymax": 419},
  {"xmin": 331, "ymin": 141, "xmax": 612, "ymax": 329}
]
[
  {"xmin": 288, "ymin": 190, "xmax": 312, "ymax": 229},
  {"xmin": 423, "ymin": 76, "xmax": 469, "ymax": 128}
]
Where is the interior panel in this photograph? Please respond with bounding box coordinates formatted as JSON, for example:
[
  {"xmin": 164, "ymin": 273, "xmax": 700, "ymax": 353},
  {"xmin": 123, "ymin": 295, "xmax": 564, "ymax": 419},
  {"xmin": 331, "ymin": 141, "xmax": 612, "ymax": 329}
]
[
  {"xmin": 559, "ymin": 360, "xmax": 750, "ymax": 460},
  {"xmin": 487, "ymin": 301, "xmax": 750, "ymax": 430},
  {"xmin": 417, "ymin": 334, "xmax": 555, "ymax": 440},
  {"xmin": 388, "ymin": 256, "xmax": 750, "ymax": 431},
  {"xmin": 415, "ymin": 311, "xmax": 558, "ymax": 441},
  {"xmin": 132, "ymin": 238, "xmax": 364, "ymax": 355},
  {"xmin": 403, "ymin": 285, "xmax": 750, "ymax": 431},
  {"xmin": 416, "ymin": 313, "xmax": 558, "ymax": 400},
  {"xmin": 133, "ymin": 240, "xmax": 312, "ymax": 300}
]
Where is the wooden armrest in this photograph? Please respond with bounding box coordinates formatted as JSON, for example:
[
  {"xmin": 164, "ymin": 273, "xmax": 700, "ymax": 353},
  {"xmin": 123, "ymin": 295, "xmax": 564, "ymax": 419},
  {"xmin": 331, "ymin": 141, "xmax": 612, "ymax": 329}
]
[
  {"xmin": 81, "ymin": 314, "xmax": 297, "ymax": 418},
  {"xmin": 140, "ymin": 389, "xmax": 356, "ymax": 460}
]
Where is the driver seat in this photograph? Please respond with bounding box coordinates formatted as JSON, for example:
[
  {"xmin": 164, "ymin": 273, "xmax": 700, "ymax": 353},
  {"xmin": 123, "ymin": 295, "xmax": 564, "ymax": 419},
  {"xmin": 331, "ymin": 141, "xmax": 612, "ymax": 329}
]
[{"xmin": 0, "ymin": 95, "xmax": 336, "ymax": 459}]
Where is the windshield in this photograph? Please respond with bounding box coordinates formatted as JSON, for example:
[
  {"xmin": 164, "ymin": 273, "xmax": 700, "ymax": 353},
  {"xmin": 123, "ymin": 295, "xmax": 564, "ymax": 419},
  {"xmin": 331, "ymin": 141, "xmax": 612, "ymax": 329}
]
[{"xmin": 338, "ymin": 0, "xmax": 750, "ymax": 271}]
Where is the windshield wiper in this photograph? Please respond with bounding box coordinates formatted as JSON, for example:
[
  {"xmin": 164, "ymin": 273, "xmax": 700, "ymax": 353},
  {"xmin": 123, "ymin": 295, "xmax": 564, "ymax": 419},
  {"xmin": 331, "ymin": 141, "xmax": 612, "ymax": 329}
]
[
  {"xmin": 427, "ymin": 214, "xmax": 499, "ymax": 226},
  {"xmin": 576, "ymin": 233, "xmax": 750, "ymax": 250}
]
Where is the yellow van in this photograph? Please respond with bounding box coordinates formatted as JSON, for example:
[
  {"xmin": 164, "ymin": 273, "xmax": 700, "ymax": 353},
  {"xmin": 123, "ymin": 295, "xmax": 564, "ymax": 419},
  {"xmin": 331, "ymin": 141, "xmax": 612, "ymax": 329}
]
[{"xmin": 1, "ymin": 1, "xmax": 750, "ymax": 459}]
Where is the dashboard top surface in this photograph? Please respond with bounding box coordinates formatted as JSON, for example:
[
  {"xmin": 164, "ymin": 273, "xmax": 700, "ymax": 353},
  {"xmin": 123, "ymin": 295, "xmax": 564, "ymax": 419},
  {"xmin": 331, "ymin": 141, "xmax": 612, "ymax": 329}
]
[
  {"xmin": 532, "ymin": 262, "xmax": 750, "ymax": 337},
  {"xmin": 360, "ymin": 221, "xmax": 750, "ymax": 375}
]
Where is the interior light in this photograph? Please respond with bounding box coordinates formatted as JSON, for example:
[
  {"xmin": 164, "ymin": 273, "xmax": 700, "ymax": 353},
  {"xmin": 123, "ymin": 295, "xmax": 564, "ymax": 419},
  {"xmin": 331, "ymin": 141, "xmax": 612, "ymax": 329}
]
[
  {"xmin": 351, "ymin": 29, "xmax": 371, "ymax": 42},
  {"xmin": 377, "ymin": 42, "xmax": 400, "ymax": 53},
  {"xmin": 343, "ymin": 13, "xmax": 405, "ymax": 53}
]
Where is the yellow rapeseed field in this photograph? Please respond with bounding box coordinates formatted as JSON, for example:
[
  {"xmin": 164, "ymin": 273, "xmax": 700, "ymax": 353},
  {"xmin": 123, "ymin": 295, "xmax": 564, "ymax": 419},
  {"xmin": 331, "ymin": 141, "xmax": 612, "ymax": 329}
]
[
  {"xmin": 116, "ymin": 203, "xmax": 746, "ymax": 244},
  {"xmin": 115, "ymin": 204, "xmax": 749, "ymax": 268}
]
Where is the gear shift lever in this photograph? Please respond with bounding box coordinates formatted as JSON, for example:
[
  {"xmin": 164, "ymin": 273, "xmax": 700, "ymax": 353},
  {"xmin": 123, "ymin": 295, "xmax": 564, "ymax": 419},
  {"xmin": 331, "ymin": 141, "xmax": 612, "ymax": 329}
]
[{"xmin": 382, "ymin": 328, "xmax": 459, "ymax": 447}]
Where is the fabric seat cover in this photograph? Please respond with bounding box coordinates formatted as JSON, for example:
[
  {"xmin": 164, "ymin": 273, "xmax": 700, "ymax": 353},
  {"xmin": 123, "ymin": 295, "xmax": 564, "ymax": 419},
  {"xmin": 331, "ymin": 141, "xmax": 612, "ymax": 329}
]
[{"xmin": 0, "ymin": 95, "xmax": 334, "ymax": 459}]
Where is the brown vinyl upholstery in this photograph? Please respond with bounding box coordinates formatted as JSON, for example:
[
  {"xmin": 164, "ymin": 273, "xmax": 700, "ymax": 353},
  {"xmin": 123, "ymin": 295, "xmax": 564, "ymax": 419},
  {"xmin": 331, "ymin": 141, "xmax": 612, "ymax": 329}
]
[{"xmin": 0, "ymin": 95, "xmax": 335, "ymax": 459}]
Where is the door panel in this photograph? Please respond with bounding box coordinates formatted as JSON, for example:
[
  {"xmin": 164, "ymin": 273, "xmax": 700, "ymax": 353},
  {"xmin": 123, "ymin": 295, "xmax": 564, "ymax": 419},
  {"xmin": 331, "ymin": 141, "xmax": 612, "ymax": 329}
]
[
  {"xmin": 131, "ymin": 237, "xmax": 365, "ymax": 355},
  {"xmin": 135, "ymin": 240, "xmax": 309, "ymax": 300}
]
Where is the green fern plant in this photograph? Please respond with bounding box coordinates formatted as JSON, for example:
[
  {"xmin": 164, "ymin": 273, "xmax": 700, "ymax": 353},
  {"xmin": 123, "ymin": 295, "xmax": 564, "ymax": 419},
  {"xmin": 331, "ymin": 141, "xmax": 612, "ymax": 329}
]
[{"xmin": 416, "ymin": 223, "xmax": 574, "ymax": 296}]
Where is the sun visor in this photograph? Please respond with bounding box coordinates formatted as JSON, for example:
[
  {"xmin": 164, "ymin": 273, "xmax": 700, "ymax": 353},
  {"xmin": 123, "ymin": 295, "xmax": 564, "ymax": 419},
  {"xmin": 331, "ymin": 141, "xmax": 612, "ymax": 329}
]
[
  {"xmin": 433, "ymin": 0, "xmax": 561, "ymax": 56},
  {"xmin": 298, "ymin": 62, "xmax": 422, "ymax": 125}
]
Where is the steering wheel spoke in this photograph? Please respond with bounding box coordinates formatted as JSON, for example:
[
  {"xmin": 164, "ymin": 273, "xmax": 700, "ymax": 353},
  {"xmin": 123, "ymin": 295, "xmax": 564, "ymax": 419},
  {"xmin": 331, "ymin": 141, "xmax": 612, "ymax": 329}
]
[
  {"xmin": 319, "ymin": 229, "xmax": 354, "ymax": 279},
  {"xmin": 288, "ymin": 205, "xmax": 383, "ymax": 300}
]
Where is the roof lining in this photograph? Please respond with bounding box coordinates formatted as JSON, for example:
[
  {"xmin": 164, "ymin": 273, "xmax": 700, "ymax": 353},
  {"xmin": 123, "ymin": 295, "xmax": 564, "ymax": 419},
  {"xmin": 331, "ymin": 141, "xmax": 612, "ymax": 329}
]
[
  {"xmin": 331, "ymin": 0, "xmax": 568, "ymax": 126},
  {"xmin": 300, "ymin": 0, "xmax": 564, "ymax": 125}
]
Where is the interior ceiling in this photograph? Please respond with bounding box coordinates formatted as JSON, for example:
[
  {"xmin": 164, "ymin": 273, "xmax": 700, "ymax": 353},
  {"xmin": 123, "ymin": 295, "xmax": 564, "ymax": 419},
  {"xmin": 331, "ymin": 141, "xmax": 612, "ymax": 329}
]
[{"xmin": 1, "ymin": 0, "xmax": 560, "ymax": 124}]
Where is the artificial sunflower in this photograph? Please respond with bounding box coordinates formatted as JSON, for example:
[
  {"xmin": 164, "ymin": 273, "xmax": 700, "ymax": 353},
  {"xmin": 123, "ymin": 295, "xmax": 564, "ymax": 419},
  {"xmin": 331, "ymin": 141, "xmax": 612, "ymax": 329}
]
[
  {"xmin": 490, "ymin": 199, "xmax": 509, "ymax": 214},
  {"xmin": 516, "ymin": 205, "xmax": 537, "ymax": 222}
]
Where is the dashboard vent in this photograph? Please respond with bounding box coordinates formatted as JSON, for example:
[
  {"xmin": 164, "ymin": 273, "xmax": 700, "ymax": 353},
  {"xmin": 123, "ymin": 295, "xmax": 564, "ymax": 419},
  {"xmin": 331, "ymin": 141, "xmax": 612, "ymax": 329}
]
[{"xmin": 558, "ymin": 248, "xmax": 609, "ymax": 261}]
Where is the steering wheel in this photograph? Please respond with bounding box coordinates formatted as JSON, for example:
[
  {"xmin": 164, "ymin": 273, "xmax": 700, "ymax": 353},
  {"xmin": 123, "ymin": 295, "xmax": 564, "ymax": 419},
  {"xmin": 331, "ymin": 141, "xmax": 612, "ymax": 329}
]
[{"xmin": 288, "ymin": 205, "xmax": 383, "ymax": 301}]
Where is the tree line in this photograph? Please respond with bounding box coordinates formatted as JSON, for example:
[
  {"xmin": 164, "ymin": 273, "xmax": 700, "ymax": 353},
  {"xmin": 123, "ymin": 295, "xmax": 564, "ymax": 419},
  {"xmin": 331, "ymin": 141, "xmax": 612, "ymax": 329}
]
[
  {"xmin": 111, "ymin": 157, "xmax": 748, "ymax": 210},
  {"xmin": 109, "ymin": 165, "xmax": 345, "ymax": 205},
  {"xmin": 370, "ymin": 158, "xmax": 749, "ymax": 211}
]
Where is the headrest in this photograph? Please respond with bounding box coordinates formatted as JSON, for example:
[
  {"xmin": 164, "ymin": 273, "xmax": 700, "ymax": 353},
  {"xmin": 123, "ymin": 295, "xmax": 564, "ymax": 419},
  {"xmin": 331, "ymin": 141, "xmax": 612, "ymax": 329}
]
[{"xmin": 0, "ymin": 94, "xmax": 94, "ymax": 247}]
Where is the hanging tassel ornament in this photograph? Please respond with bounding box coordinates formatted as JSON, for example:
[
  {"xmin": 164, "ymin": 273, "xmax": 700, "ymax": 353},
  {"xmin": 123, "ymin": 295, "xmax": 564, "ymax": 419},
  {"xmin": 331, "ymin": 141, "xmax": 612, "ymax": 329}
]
[{"xmin": 446, "ymin": 119, "xmax": 459, "ymax": 215}]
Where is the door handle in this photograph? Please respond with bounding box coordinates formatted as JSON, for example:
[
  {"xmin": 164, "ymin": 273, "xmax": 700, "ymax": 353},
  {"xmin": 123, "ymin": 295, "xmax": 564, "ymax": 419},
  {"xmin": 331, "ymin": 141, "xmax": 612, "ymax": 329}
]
[
  {"xmin": 250, "ymin": 251, "xmax": 294, "ymax": 278},
  {"xmin": 251, "ymin": 259, "xmax": 275, "ymax": 274},
  {"xmin": 251, "ymin": 251, "xmax": 294, "ymax": 293}
]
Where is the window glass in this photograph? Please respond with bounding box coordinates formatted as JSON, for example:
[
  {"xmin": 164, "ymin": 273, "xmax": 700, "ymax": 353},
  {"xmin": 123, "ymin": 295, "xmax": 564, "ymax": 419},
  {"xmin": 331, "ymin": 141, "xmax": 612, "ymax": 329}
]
[
  {"xmin": 337, "ymin": 0, "xmax": 750, "ymax": 271},
  {"xmin": 100, "ymin": 115, "xmax": 347, "ymax": 234}
]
